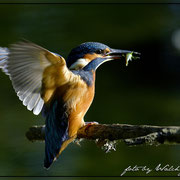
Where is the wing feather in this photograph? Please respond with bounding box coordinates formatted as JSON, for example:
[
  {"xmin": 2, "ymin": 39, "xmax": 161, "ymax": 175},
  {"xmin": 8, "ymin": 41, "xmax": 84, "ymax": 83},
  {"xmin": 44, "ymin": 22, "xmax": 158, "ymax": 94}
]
[
  {"xmin": 27, "ymin": 93, "xmax": 40, "ymax": 111},
  {"xmin": 33, "ymin": 98, "xmax": 44, "ymax": 115},
  {"xmin": 6, "ymin": 40, "xmax": 66, "ymax": 115}
]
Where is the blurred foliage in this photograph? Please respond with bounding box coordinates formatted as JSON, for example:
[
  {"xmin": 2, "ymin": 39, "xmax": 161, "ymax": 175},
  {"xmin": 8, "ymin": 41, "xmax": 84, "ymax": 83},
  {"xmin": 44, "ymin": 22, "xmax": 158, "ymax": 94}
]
[{"xmin": 0, "ymin": 2, "xmax": 180, "ymax": 178}]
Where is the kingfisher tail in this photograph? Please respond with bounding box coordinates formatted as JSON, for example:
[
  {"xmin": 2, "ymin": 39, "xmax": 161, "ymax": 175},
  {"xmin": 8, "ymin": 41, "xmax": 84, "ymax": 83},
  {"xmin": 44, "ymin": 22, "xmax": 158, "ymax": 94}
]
[
  {"xmin": 0, "ymin": 47, "xmax": 9, "ymax": 75},
  {"xmin": 43, "ymin": 99, "xmax": 69, "ymax": 169}
]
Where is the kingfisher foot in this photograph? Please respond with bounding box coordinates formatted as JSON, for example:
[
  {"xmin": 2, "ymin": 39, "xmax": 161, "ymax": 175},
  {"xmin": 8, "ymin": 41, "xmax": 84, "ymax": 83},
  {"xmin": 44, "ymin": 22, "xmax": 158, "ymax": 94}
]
[
  {"xmin": 84, "ymin": 121, "xmax": 99, "ymax": 133},
  {"xmin": 85, "ymin": 121, "xmax": 99, "ymax": 125}
]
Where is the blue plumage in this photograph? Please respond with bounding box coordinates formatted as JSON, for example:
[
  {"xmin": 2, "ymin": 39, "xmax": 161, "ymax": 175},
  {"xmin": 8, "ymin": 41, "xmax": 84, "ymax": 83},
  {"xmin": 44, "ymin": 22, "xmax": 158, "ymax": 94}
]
[
  {"xmin": 72, "ymin": 57, "xmax": 108, "ymax": 86},
  {"xmin": 72, "ymin": 70, "xmax": 94, "ymax": 86},
  {"xmin": 43, "ymin": 99, "xmax": 69, "ymax": 169},
  {"xmin": 66, "ymin": 42, "xmax": 110, "ymax": 68},
  {"xmin": 83, "ymin": 57, "xmax": 107, "ymax": 71}
]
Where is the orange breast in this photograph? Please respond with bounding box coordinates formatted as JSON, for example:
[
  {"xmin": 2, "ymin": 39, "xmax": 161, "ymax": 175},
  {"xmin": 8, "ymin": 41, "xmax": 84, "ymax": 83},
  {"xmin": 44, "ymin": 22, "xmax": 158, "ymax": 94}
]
[{"xmin": 68, "ymin": 84, "xmax": 95, "ymax": 137}]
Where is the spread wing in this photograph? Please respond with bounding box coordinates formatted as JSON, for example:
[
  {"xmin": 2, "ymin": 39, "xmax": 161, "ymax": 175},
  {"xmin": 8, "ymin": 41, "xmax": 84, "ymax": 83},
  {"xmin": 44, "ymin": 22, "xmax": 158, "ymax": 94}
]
[{"xmin": 5, "ymin": 40, "xmax": 67, "ymax": 115}]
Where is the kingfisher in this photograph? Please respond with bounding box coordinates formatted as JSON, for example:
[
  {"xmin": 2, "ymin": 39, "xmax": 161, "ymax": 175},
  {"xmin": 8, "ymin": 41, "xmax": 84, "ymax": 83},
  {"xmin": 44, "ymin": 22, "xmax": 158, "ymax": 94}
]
[{"xmin": 0, "ymin": 40, "xmax": 139, "ymax": 169}]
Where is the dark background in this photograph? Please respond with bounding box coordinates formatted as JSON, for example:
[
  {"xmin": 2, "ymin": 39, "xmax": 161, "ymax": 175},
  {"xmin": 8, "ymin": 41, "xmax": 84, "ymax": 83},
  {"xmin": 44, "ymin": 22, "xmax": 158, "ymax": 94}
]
[{"xmin": 0, "ymin": 1, "xmax": 180, "ymax": 178}]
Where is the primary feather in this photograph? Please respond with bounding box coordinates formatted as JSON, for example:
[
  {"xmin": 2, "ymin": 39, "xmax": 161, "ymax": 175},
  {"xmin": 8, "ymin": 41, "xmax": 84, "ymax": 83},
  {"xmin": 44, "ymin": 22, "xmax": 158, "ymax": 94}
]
[{"xmin": 7, "ymin": 41, "xmax": 52, "ymax": 115}]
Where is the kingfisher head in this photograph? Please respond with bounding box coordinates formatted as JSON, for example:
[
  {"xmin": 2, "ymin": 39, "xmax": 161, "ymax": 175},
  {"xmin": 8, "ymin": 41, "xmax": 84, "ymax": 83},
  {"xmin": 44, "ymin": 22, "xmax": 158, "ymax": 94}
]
[{"xmin": 67, "ymin": 42, "xmax": 139, "ymax": 71}]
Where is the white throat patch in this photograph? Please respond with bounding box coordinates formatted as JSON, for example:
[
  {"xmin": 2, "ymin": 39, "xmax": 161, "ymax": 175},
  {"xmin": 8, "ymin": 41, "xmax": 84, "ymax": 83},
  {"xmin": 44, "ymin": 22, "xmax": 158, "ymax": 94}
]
[{"xmin": 69, "ymin": 58, "xmax": 89, "ymax": 70}]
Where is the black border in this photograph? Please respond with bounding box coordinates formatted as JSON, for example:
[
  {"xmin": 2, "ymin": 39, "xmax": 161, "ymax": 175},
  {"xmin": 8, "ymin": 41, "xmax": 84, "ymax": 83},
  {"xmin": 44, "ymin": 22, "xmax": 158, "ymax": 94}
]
[
  {"xmin": 0, "ymin": 2, "xmax": 179, "ymax": 4},
  {"xmin": 0, "ymin": 1, "xmax": 180, "ymax": 178}
]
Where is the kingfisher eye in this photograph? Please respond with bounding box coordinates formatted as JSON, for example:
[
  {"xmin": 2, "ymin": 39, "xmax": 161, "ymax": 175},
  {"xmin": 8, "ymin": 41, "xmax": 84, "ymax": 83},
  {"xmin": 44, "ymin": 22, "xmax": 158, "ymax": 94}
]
[{"xmin": 96, "ymin": 49, "xmax": 104, "ymax": 54}]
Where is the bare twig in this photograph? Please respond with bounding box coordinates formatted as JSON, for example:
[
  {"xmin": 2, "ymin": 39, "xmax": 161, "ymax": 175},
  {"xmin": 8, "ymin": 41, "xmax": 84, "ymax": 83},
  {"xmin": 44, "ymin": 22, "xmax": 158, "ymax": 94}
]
[{"xmin": 25, "ymin": 124, "xmax": 180, "ymax": 146}]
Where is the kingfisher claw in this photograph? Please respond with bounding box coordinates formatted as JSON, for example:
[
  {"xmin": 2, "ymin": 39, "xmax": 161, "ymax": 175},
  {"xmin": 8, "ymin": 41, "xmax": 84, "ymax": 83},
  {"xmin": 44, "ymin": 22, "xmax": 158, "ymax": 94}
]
[
  {"xmin": 84, "ymin": 121, "xmax": 99, "ymax": 133},
  {"xmin": 85, "ymin": 121, "xmax": 99, "ymax": 125}
]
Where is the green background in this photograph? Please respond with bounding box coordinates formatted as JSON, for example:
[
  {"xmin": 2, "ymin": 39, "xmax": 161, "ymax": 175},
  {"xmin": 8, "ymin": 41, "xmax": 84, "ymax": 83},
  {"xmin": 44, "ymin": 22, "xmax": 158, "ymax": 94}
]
[{"xmin": 0, "ymin": 2, "xmax": 180, "ymax": 178}]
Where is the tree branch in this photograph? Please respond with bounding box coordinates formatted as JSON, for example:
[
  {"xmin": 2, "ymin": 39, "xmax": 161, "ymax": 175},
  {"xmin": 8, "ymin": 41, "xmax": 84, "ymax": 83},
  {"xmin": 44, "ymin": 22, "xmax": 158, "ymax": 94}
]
[{"xmin": 25, "ymin": 124, "xmax": 180, "ymax": 147}]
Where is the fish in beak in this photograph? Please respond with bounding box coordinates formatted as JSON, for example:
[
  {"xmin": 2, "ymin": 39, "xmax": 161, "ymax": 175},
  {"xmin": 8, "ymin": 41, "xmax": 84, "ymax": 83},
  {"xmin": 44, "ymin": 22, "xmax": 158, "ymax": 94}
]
[{"xmin": 106, "ymin": 48, "xmax": 141, "ymax": 66}]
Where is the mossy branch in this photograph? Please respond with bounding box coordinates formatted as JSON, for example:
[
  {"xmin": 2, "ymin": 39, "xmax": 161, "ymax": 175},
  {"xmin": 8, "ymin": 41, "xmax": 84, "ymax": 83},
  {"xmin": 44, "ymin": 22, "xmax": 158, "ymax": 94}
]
[{"xmin": 25, "ymin": 124, "xmax": 180, "ymax": 146}]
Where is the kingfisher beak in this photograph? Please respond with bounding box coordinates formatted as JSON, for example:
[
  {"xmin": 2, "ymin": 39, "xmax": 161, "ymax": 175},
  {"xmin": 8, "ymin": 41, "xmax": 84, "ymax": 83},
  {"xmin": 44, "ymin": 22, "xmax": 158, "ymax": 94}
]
[{"xmin": 106, "ymin": 48, "xmax": 140, "ymax": 66}]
